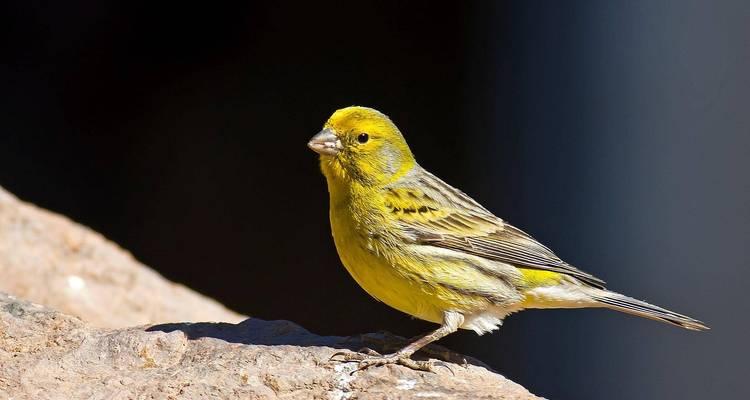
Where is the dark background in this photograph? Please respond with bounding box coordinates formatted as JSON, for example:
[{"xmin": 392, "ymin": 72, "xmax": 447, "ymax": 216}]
[{"xmin": 2, "ymin": 1, "xmax": 748, "ymax": 399}]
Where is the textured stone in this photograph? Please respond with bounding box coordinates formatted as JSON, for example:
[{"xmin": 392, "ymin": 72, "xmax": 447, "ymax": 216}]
[
  {"xmin": 0, "ymin": 293, "xmax": 540, "ymax": 399},
  {"xmin": 0, "ymin": 186, "xmax": 540, "ymax": 399},
  {"xmin": 0, "ymin": 186, "xmax": 244, "ymax": 327}
]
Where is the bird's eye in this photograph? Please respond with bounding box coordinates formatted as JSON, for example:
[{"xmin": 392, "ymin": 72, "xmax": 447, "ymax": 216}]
[{"xmin": 357, "ymin": 133, "xmax": 369, "ymax": 143}]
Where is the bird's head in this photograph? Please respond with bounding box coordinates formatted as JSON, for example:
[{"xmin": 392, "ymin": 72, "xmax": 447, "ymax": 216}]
[{"xmin": 308, "ymin": 106, "xmax": 416, "ymax": 186}]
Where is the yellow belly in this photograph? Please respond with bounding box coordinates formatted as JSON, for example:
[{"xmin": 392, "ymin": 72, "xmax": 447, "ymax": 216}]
[{"xmin": 329, "ymin": 208, "xmax": 493, "ymax": 324}]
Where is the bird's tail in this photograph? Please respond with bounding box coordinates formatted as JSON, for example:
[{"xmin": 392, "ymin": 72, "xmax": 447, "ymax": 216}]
[{"xmin": 591, "ymin": 290, "xmax": 708, "ymax": 331}]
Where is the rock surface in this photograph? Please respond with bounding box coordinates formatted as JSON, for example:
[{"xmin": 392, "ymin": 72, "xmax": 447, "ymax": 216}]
[
  {"xmin": 0, "ymin": 186, "xmax": 244, "ymax": 328},
  {"xmin": 0, "ymin": 186, "xmax": 540, "ymax": 398},
  {"xmin": 0, "ymin": 293, "xmax": 540, "ymax": 399}
]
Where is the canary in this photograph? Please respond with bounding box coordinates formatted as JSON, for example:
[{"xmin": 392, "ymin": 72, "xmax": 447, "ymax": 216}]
[{"xmin": 308, "ymin": 106, "xmax": 707, "ymax": 371}]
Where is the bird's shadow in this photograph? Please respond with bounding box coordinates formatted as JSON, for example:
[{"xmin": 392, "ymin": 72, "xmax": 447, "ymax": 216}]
[{"xmin": 146, "ymin": 318, "xmax": 490, "ymax": 369}]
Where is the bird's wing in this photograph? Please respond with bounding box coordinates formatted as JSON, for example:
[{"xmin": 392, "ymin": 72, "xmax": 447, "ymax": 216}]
[{"xmin": 386, "ymin": 168, "xmax": 606, "ymax": 288}]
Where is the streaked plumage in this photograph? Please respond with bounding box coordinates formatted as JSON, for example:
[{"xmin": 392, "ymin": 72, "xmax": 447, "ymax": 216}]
[{"xmin": 309, "ymin": 106, "xmax": 707, "ymax": 371}]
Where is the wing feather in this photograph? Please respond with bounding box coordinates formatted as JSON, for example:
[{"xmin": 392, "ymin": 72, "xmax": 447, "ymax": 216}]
[{"xmin": 388, "ymin": 168, "xmax": 606, "ymax": 288}]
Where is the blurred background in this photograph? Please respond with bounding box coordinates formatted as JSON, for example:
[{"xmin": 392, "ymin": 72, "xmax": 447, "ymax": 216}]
[{"xmin": 2, "ymin": 1, "xmax": 748, "ymax": 399}]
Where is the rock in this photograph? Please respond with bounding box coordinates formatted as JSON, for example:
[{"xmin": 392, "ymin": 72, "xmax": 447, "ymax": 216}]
[
  {"xmin": 0, "ymin": 186, "xmax": 540, "ymax": 398},
  {"xmin": 0, "ymin": 293, "xmax": 540, "ymax": 399},
  {"xmin": 0, "ymin": 186, "xmax": 244, "ymax": 328}
]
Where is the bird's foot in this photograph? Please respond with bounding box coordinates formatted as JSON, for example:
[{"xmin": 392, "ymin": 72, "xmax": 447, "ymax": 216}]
[
  {"xmin": 356, "ymin": 332, "xmax": 468, "ymax": 366},
  {"xmin": 330, "ymin": 348, "xmax": 449, "ymax": 374}
]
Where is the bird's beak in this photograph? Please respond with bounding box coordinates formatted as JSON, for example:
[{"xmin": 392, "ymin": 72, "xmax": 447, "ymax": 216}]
[{"xmin": 307, "ymin": 128, "xmax": 342, "ymax": 156}]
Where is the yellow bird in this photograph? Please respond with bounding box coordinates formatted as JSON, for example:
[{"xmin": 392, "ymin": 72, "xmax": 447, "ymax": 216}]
[{"xmin": 308, "ymin": 106, "xmax": 707, "ymax": 371}]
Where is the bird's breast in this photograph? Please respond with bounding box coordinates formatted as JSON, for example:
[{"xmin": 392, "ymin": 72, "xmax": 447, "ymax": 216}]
[{"xmin": 327, "ymin": 197, "xmax": 446, "ymax": 324}]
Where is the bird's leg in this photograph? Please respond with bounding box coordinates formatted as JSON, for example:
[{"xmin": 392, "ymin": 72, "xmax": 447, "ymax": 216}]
[
  {"xmin": 330, "ymin": 311, "xmax": 464, "ymax": 373},
  {"xmin": 357, "ymin": 331, "xmax": 468, "ymax": 365}
]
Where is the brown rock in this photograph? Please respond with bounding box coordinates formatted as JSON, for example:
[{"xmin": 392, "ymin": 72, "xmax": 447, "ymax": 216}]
[
  {"xmin": 0, "ymin": 293, "xmax": 541, "ymax": 399},
  {"xmin": 0, "ymin": 186, "xmax": 244, "ymax": 327},
  {"xmin": 0, "ymin": 186, "xmax": 540, "ymax": 398}
]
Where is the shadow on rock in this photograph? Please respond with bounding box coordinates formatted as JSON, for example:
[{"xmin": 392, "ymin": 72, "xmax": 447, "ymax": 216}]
[
  {"xmin": 147, "ymin": 318, "xmax": 346, "ymax": 347},
  {"xmin": 147, "ymin": 318, "xmax": 490, "ymax": 368}
]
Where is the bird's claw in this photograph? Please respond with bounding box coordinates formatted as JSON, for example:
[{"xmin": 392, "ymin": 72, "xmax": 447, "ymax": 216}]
[
  {"xmin": 329, "ymin": 349, "xmax": 442, "ymax": 374},
  {"xmin": 357, "ymin": 332, "xmax": 468, "ymax": 365},
  {"xmin": 433, "ymin": 360, "xmax": 455, "ymax": 375},
  {"xmin": 351, "ymin": 353, "xmax": 436, "ymax": 374},
  {"xmin": 329, "ymin": 347, "xmax": 381, "ymax": 362}
]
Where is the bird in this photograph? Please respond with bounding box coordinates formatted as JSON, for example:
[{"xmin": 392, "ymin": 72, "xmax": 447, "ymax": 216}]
[{"xmin": 308, "ymin": 106, "xmax": 707, "ymax": 372}]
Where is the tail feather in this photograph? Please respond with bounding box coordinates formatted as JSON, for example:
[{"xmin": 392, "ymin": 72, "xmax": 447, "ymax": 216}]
[{"xmin": 593, "ymin": 292, "xmax": 708, "ymax": 331}]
